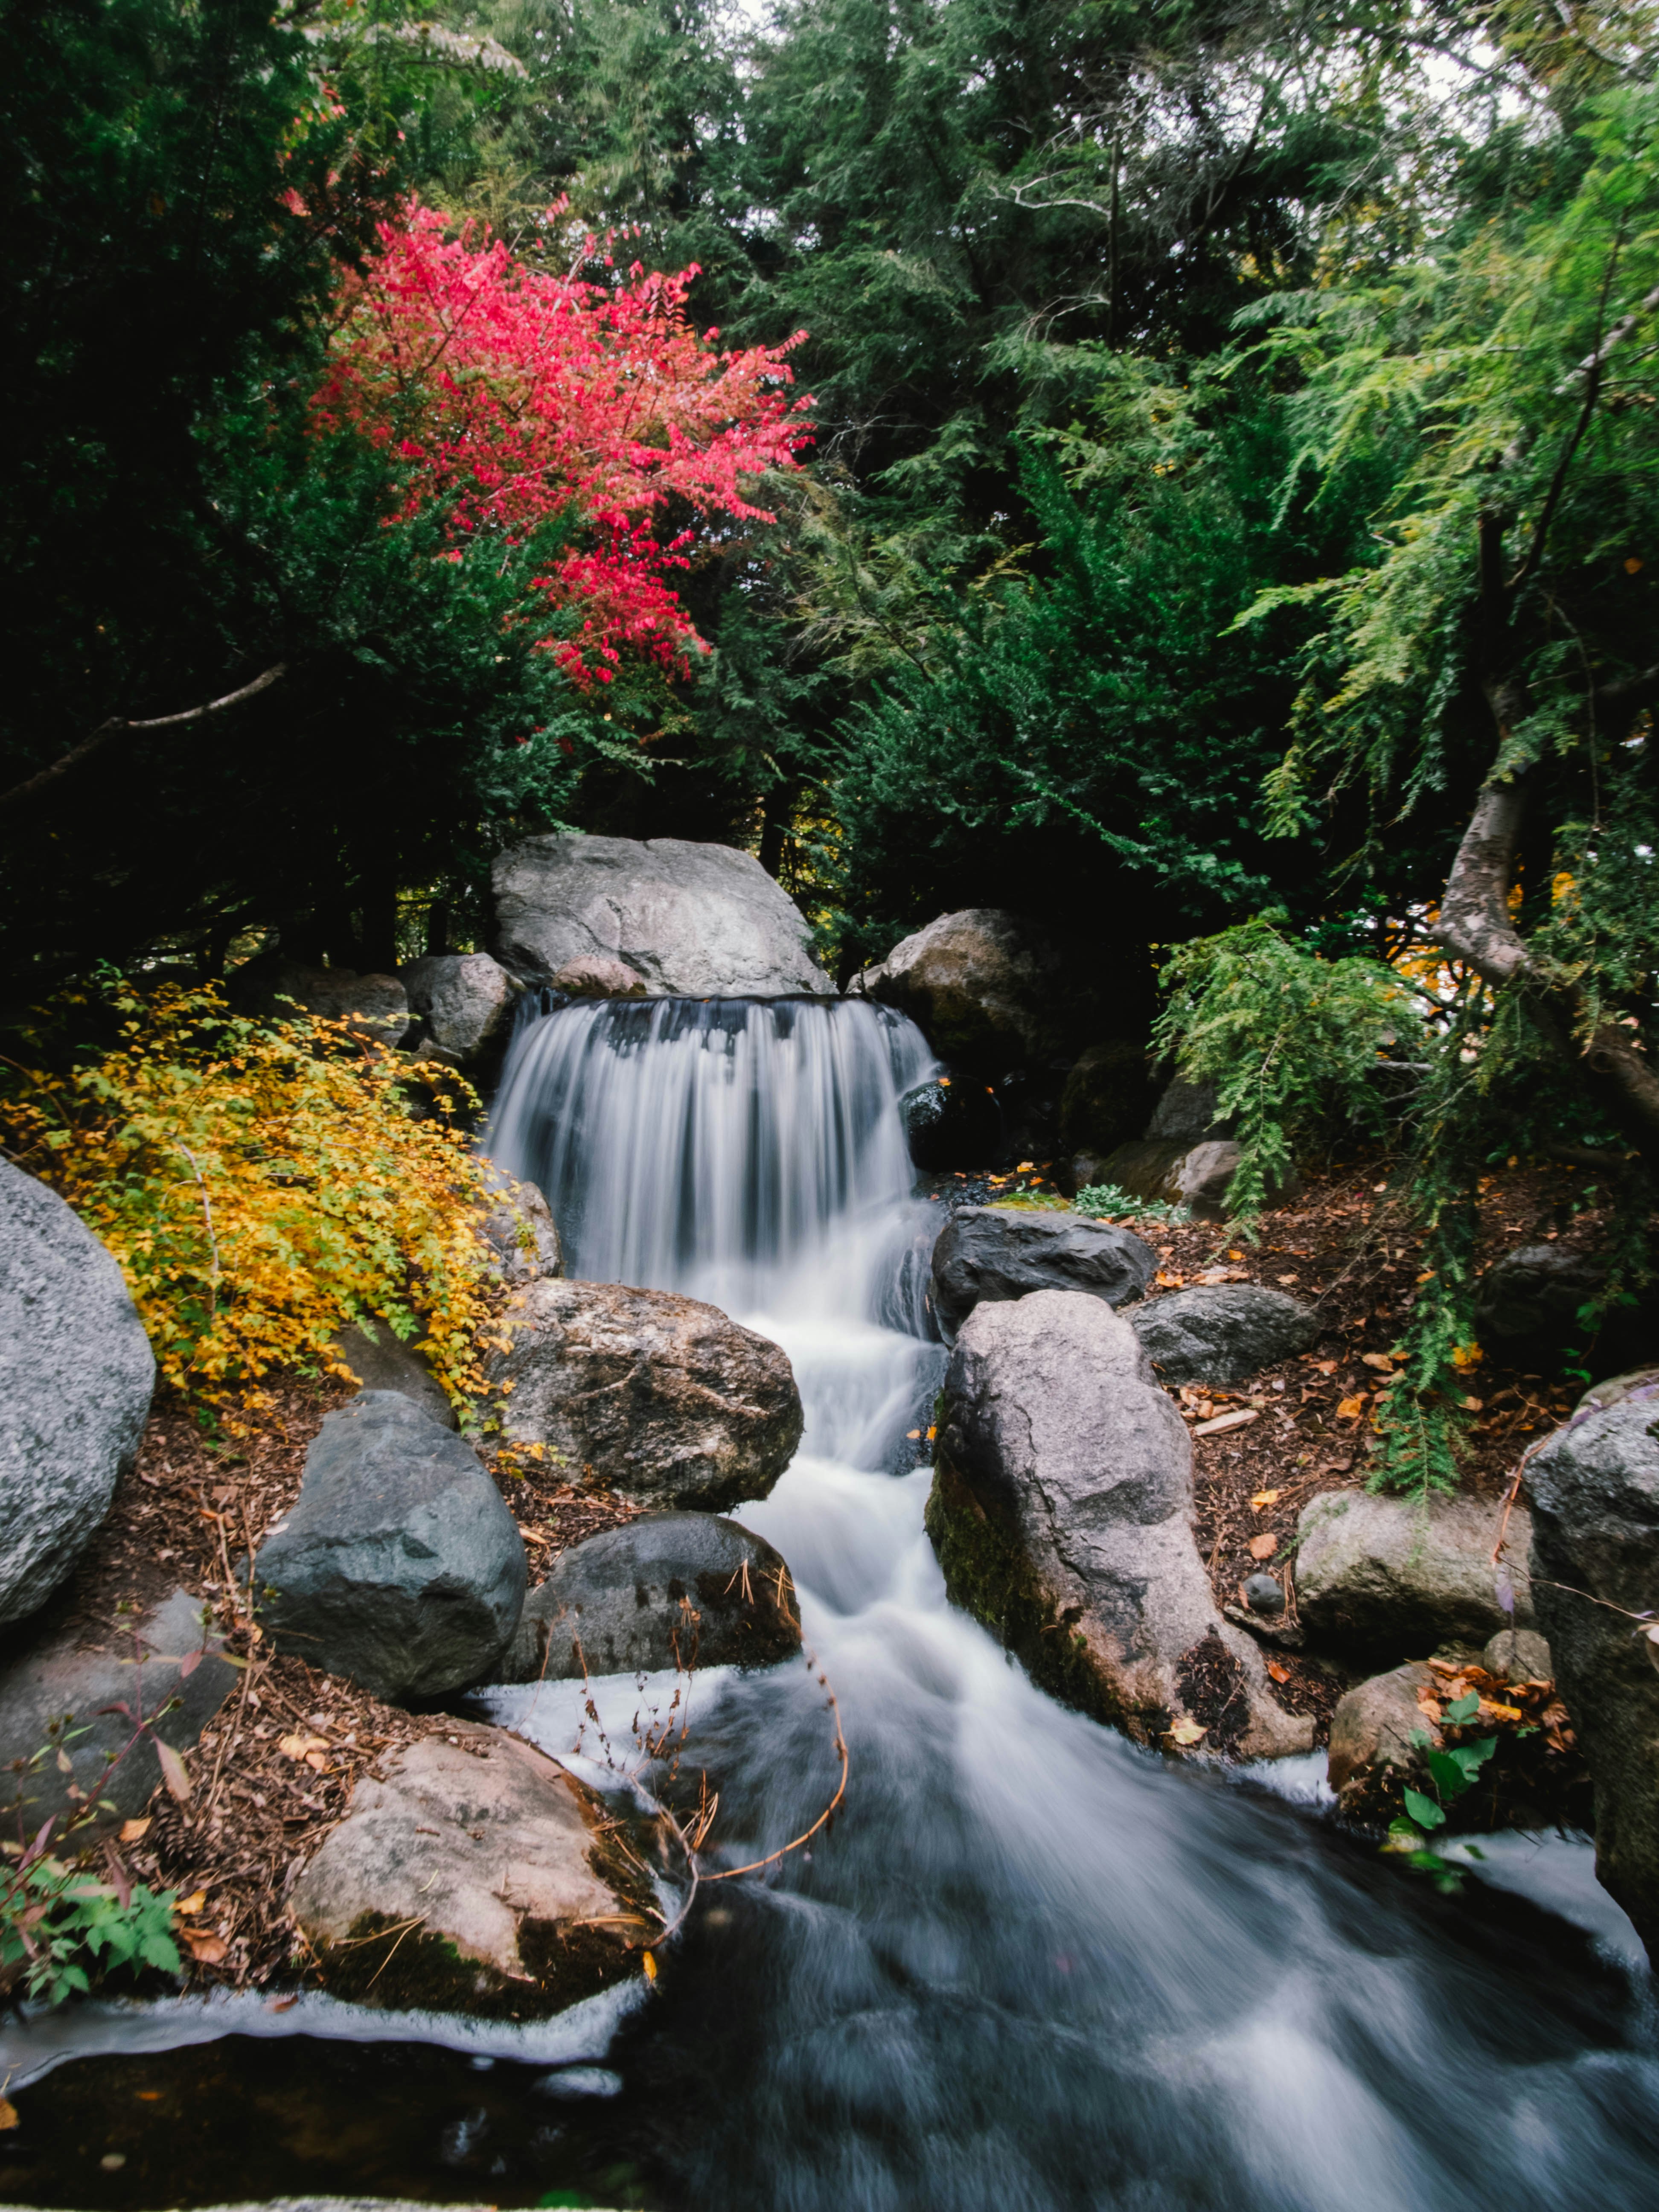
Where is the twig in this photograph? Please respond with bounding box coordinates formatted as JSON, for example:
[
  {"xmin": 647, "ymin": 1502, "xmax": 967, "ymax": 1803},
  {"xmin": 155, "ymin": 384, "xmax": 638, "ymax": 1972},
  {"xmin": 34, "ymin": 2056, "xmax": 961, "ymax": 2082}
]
[{"xmin": 0, "ymin": 664, "xmax": 286, "ymax": 814}]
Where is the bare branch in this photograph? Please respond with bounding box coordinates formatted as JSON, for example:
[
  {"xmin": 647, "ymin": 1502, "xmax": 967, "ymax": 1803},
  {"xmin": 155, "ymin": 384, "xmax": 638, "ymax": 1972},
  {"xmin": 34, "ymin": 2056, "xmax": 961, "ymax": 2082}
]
[{"xmin": 0, "ymin": 663, "xmax": 287, "ymax": 815}]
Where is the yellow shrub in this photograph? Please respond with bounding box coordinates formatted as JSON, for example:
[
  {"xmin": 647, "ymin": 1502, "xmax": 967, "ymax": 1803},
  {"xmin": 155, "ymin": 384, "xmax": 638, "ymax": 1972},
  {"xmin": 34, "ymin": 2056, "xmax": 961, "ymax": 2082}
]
[{"xmin": 1, "ymin": 981, "xmax": 504, "ymax": 1423}]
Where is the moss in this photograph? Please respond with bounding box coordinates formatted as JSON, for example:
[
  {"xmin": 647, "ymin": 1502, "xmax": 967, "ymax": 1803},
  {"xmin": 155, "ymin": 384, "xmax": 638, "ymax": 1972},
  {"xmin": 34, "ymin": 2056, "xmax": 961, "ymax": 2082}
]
[{"xmin": 925, "ymin": 1456, "xmax": 1134, "ymax": 1734}]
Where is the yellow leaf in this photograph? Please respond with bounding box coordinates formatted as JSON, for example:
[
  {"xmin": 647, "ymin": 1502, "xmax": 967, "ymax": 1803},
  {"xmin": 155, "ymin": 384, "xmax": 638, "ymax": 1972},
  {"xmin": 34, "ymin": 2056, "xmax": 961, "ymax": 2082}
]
[
  {"xmin": 0, "ymin": 2099, "xmax": 17, "ymax": 2131},
  {"xmin": 1167, "ymin": 1718, "xmax": 1207, "ymax": 1746},
  {"xmin": 156, "ymin": 1738, "xmax": 191, "ymax": 1804},
  {"xmin": 1249, "ymin": 1533, "xmax": 1278, "ymax": 1562},
  {"xmin": 1249, "ymin": 1489, "xmax": 1281, "ymax": 1511},
  {"xmin": 1336, "ymin": 1395, "xmax": 1367, "ymax": 1421},
  {"xmin": 641, "ymin": 1950, "xmax": 659, "ymax": 1981},
  {"xmin": 278, "ymin": 1733, "xmax": 331, "ymax": 1762},
  {"xmin": 1361, "ymin": 1352, "xmax": 1397, "ymax": 1372},
  {"xmin": 175, "ymin": 1890, "xmax": 209, "ymax": 1917},
  {"xmin": 119, "ymin": 1817, "xmax": 151, "ymax": 1844}
]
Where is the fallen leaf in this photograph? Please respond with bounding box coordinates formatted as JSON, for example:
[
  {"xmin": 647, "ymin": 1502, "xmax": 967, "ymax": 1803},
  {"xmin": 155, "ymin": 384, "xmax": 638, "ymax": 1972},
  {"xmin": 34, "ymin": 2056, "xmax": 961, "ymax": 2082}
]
[
  {"xmin": 926, "ymin": 1425, "xmax": 937, "ymax": 1440},
  {"xmin": 1249, "ymin": 1489, "xmax": 1281, "ymax": 1511},
  {"xmin": 183, "ymin": 1931, "xmax": 229, "ymax": 1965},
  {"xmin": 906, "ymin": 1429, "xmax": 920, "ymax": 1440},
  {"xmin": 1310, "ymin": 1360, "xmax": 1337, "ymax": 1376},
  {"xmin": 118, "ymin": 1817, "xmax": 151, "ymax": 1844},
  {"xmin": 278, "ymin": 1733, "xmax": 331, "ymax": 1763},
  {"xmin": 266, "ymin": 1994, "xmax": 299, "ymax": 2012},
  {"xmin": 516, "ymin": 1525, "xmax": 554, "ymax": 1548},
  {"xmin": 1336, "ymin": 1395, "xmax": 1368, "ymax": 1421},
  {"xmin": 175, "ymin": 1890, "xmax": 209, "ymax": 1917},
  {"xmin": 1276, "ymin": 1273, "xmax": 1298, "ymax": 1284},
  {"xmin": 1479, "ymin": 1698, "xmax": 1525, "ymax": 1722},
  {"xmin": 1266, "ymin": 1660, "xmax": 1292, "ymax": 1683},
  {"xmin": 155, "ymin": 1738, "xmax": 191, "ymax": 1805},
  {"xmin": 1155, "ymin": 1269, "xmax": 1186, "ymax": 1288},
  {"xmin": 1016, "ymin": 1160, "xmax": 1034, "ymax": 1172},
  {"xmin": 1167, "ymin": 1718, "xmax": 1208, "ymax": 1746},
  {"xmin": 0, "ymin": 2099, "xmax": 17, "ymax": 2131},
  {"xmin": 1361, "ymin": 1352, "xmax": 1397, "ymax": 1372},
  {"xmin": 1194, "ymin": 1408, "xmax": 1259, "ymax": 1437},
  {"xmin": 304, "ymin": 1750, "xmax": 332, "ymax": 1774},
  {"xmin": 1249, "ymin": 1534, "xmax": 1278, "ymax": 1562},
  {"xmin": 641, "ymin": 1950, "xmax": 659, "ymax": 1982}
]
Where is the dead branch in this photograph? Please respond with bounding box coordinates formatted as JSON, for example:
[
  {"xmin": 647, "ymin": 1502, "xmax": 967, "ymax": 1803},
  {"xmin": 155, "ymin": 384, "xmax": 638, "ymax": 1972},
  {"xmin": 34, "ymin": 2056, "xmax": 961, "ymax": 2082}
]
[{"xmin": 0, "ymin": 662, "xmax": 286, "ymax": 815}]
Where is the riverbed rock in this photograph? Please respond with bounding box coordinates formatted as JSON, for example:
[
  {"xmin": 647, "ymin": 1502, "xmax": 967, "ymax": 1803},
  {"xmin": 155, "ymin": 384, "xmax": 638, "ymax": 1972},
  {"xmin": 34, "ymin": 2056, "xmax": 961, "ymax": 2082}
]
[
  {"xmin": 255, "ymin": 1393, "xmax": 527, "ymax": 1701},
  {"xmin": 1147, "ymin": 1078, "xmax": 1229, "ymax": 1144},
  {"xmin": 1084, "ymin": 1138, "xmax": 1190, "ymax": 1204},
  {"xmin": 289, "ymin": 1724, "xmax": 669, "ymax": 2016},
  {"xmin": 1526, "ymin": 1398, "xmax": 1659, "ymax": 1961},
  {"xmin": 329, "ymin": 1320, "xmax": 456, "ymax": 1431},
  {"xmin": 1483, "ymin": 1626, "xmax": 1553, "ymax": 1682},
  {"xmin": 849, "ymin": 909, "xmax": 1069, "ymax": 1068},
  {"xmin": 1294, "ymin": 1490, "xmax": 1534, "ymax": 1665},
  {"xmin": 0, "ymin": 1159, "xmax": 156, "ymax": 1625},
  {"xmin": 1475, "ymin": 1241, "xmax": 1607, "ymax": 1347},
  {"xmin": 1130, "ymin": 1284, "xmax": 1320, "ymax": 1386},
  {"xmin": 929, "ymin": 1206, "xmax": 1157, "ymax": 1339},
  {"xmin": 492, "ymin": 834, "xmax": 832, "ymax": 998},
  {"xmin": 1325, "ymin": 1659, "xmax": 1438, "ymax": 1810},
  {"xmin": 0, "ymin": 1587, "xmax": 237, "ymax": 1838},
  {"xmin": 550, "ymin": 953, "xmax": 650, "ymax": 999},
  {"xmin": 926, "ymin": 1289, "xmax": 1310, "ymax": 1758},
  {"xmin": 485, "ymin": 1280, "xmax": 803, "ymax": 1513},
  {"xmin": 1058, "ymin": 1042, "xmax": 1156, "ymax": 1161},
  {"xmin": 235, "ymin": 957, "xmax": 410, "ymax": 1044},
  {"xmin": 499, "ymin": 1514, "xmax": 801, "ymax": 1682},
  {"xmin": 401, "ymin": 952, "xmax": 517, "ymax": 1061},
  {"xmin": 479, "ymin": 1167, "xmax": 564, "ymax": 1288}
]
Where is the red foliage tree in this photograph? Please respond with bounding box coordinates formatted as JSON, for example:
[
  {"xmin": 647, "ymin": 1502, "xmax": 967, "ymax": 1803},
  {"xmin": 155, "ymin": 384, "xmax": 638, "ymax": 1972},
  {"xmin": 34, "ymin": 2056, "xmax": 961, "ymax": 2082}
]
[{"xmin": 313, "ymin": 203, "xmax": 812, "ymax": 684}]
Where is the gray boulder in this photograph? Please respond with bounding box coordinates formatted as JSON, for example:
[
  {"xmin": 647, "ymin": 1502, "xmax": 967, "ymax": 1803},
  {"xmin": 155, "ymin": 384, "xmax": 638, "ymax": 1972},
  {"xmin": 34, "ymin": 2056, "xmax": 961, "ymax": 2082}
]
[
  {"xmin": 1131, "ymin": 1284, "xmax": 1320, "ymax": 1385},
  {"xmin": 1057, "ymin": 1042, "xmax": 1156, "ymax": 1161},
  {"xmin": 0, "ymin": 1160, "xmax": 156, "ymax": 1624},
  {"xmin": 1147, "ymin": 1078, "xmax": 1229, "ymax": 1144},
  {"xmin": 1083, "ymin": 1138, "xmax": 1189, "ymax": 1204},
  {"xmin": 479, "ymin": 1167, "xmax": 564, "ymax": 1288},
  {"xmin": 926, "ymin": 1289, "xmax": 1310, "ymax": 1758},
  {"xmin": 930, "ymin": 1206, "xmax": 1157, "ymax": 1339},
  {"xmin": 1294, "ymin": 1489, "xmax": 1534, "ymax": 1664},
  {"xmin": 499, "ymin": 1513, "xmax": 800, "ymax": 1682},
  {"xmin": 1527, "ymin": 1399, "xmax": 1659, "ymax": 1961},
  {"xmin": 329, "ymin": 1319, "xmax": 456, "ymax": 1431},
  {"xmin": 486, "ymin": 1279, "xmax": 803, "ymax": 1513},
  {"xmin": 0, "ymin": 1587, "xmax": 237, "ymax": 1838},
  {"xmin": 849, "ymin": 908, "xmax": 1068, "ymax": 1068},
  {"xmin": 290, "ymin": 1723, "xmax": 669, "ymax": 2016},
  {"xmin": 1476, "ymin": 1242, "xmax": 1606, "ymax": 1343},
  {"xmin": 492, "ymin": 834, "xmax": 832, "ymax": 998},
  {"xmin": 237, "ymin": 958, "xmax": 410, "ymax": 1045},
  {"xmin": 551, "ymin": 954, "xmax": 649, "ymax": 998},
  {"xmin": 255, "ymin": 1392, "xmax": 527, "ymax": 1701},
  {"xmin": 1326, "ymin": 1659, "xmax": 1438, "ymax": 1812},
  {"xmin": 402, "ymin": 952, "xmax": 517, "ymax": 1061},
  {"xmin": 1483, "ymin": 1626, "xmax": 1553, "ymax": 1682}
]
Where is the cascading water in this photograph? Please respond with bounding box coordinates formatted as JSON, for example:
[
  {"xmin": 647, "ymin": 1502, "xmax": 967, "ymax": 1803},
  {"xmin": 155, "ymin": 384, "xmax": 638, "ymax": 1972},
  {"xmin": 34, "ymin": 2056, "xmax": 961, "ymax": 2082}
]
[{"xmin": 486, "ymin": 995, "xmax": 1659, "ymax": 2212}]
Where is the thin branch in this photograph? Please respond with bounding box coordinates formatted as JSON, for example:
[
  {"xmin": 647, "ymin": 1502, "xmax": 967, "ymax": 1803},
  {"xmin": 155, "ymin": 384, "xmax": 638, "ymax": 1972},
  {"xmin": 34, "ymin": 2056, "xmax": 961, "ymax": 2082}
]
[
  {"xmin": 0, "ymin": 663, "xmax": 287, "ymax": 815},
  {"xmin": 1508, "ymin": 233, "xmax": 1624, "ymax": 601}
]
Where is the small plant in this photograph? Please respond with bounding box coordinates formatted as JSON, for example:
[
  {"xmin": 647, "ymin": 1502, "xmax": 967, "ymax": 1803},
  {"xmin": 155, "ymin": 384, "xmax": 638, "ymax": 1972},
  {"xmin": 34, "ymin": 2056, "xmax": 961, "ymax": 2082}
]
[
  {"xmin": 1382, "ymin": 1688, "xmax": 1497, "ymax": 1892},
  {"xmin": 1, "ymin": 1819, "xmax": 181, "ymax": 2005},
  {"xmin": 1072, "ymin": 1182, "xmax": 1186, "ymax": 1226}
]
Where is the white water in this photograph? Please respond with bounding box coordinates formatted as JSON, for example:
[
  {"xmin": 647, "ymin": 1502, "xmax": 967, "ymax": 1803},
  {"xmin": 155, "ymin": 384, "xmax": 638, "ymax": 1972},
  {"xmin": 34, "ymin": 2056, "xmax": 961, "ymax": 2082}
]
[{"xmin": 488, "ymin": 996, "xmax": 1659, "ymax": 2212}]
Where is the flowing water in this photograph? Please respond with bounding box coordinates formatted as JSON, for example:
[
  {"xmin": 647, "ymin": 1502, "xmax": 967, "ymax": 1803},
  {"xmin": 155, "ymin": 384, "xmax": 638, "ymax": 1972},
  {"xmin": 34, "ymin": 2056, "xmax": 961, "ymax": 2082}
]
[
  {"xmin": 485, "ymin": 996, "xmax": 1659, "ymax": 2212},
  {"xmin": 4, "ymin": 994, "xmax": 1657, "ymax": 2210}
]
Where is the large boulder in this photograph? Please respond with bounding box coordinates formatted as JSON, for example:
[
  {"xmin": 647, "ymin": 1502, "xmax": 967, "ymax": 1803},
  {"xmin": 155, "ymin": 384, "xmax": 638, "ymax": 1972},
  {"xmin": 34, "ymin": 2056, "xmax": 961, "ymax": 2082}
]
[
  {"xmin": 1131, "ymin": 1284, "xmax": 1320, "ymax": 1385},
  {"xmin": 0, "ymin": 1587, "xmax": 237, "ymax": 1838},
  {"xmin": 486, "ymin": 1280, "xmax": 803, "ymax": 1513},
  {"xmin": 849, "ymin": 909, "xmax": 1068, "ymax": 1068},
  {"xmin": 1294, "ymin": 1489, "xmax": 1533, "ymax": 1665},
  {"xmin": 491, "ymin": 834, "xmax": 832, "ymax": 998},
  {"xmin": 0, "ymin": 1160, "xmax": 156, "ymax": 1625},
  {"xmin": 329, "ymin": 1319, "xmax": 456, "ymax": 1431},
  {"xmin": 1527, "ymin": 1399, "xmax": 1659, "ymax": 1960},
  {"xmin": 1058, "ymin": 1041, "xmax": 1155, "ymax": 1161},
  {"xmin": 478, "ymin": 1167, "xmax": 565, "ymax": 1288},
  {"xmin": 290, "ymin": 1724, "xmax": 669, "ymax": 2016},
  {"xmin": 401, "ymin": 952, "xmax": 518, "ymax": 1062},
  {"xmin": 1146, "ymin": 1078, "xmax": 1229, "ymax": 1144},
  {"xmin": 1475, "ymin": 1241, "xmax": 1607, "ymax": 1344},
  {"xmin": 551, "ymin": 953, "xmax": 649, "ymax": 999},
  {"xmin": 254, "ymin": 1392, "xmax": 527, "ymax": 1701},
  {"xmin": 929, "ymin": 1206, "xmax": 1157, "ymax": 1339},
  {"xmin": 232, "ymin": 957, "xmax": 410, "ymax": 1045},
  {"xmin": 926, "ymin": 1289, "xmax": 1310, "ymax": 1757},
  {"xmin": 499, "ymin": 1514, "xmax": 801, "ymax": 1682}
]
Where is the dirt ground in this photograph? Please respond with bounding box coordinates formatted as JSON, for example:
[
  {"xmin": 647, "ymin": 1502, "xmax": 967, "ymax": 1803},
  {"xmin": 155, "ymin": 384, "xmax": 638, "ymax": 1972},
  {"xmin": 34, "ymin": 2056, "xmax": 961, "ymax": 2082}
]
[{"xmin": 31, "ymin": 1149, "xmax": 1608, "ymax": 1991}]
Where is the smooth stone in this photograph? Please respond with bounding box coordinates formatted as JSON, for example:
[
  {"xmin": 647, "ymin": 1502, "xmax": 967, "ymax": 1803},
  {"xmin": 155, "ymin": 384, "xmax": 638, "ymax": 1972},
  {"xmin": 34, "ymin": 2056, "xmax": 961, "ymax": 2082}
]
[
  {"xmin": 1242, "ymin": 1573, "xmax": 1286, "ymax": 1616},
  {"xmin": 550, "ymin": 954, "xmax": 649, "ymax": 999},
  {"xmin": 329, "ymin": 1320, "xmax": 456, "ymax": 1431},
  {"xmin": 401, "ymin": 952, "xmax": 518, "ymax": 1061},
  {"xmin": 1130, "ymin": 1283, "xmax": 1319, "ymax": 1385},
  {"xmin": 478, "ymin": 1167, "xmax": 564, "ymax": 1288},
  {"xmin": 0, "ymin": 1587, "xmax": 236, "ymax": 1838},
  {"xmin": 1482, "ymin": 1626, "xmax": 1553, "ymax": 1682},
  {"xmin": 499, "ymin": 1513, "xmax": 801, "ymax": 1682},
  {"xmin": 849, "ymin": 908, "xmax": 1070, "ymax": 1068},
  {"xmin": 929, "ymin": 1206, "xmax": 1157, "ymax": 1339},
  {"xmin": 1293, "ymin": 1488, "xmax": 1534, "ymax": 1664},
  {"xmin": 254, "ymin": 1393, "xmax": 527, "ymax": 1701},
  {"xmin": 0, "ymin": 1159, "xmax": 156, "ymax": 1624},
  {"xmin": 1326, "ymin": 1660, "xmax": 1438, "ymax": 1804}
]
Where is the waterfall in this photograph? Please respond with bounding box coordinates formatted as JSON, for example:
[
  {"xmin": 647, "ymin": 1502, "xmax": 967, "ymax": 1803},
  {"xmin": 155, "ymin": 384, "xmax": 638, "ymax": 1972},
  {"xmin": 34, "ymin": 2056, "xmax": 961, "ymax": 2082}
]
[{"xmin": 481, "ymin": 992, "xmax": 1659, "ymax": 2212}]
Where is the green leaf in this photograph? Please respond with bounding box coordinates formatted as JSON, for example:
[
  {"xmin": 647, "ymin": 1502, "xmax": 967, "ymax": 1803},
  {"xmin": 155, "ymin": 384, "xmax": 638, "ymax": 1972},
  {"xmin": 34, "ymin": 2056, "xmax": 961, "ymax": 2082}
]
[
  {"xmin": 1402, "ymin": 1786, "xmax": 1446, "ymax": 1830},
  {"xmin": 1443, "ymin": 1691, "xmax": 1481, "ymax": 1725}
]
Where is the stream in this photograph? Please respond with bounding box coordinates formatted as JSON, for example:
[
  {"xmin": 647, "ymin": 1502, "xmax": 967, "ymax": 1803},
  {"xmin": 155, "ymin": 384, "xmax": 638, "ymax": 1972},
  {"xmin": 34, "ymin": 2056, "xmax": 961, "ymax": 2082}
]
[{"xmin": 4, "ymin": 993, "xmax": 1658, "ymax": 2210}]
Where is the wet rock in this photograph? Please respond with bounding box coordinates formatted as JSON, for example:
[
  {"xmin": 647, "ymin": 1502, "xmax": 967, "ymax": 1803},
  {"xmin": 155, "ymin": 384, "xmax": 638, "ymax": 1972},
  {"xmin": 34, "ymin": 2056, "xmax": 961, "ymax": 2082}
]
[
  {"xmin": 402, "ymin": 952, "xmax": 517, "ymax": 1061},
  {"xmin": 329, "ymin": 1319, "xmax": 456, "ymax": 1431},
  {"xmin": 849, "ymin": 909, "xmax": 1069, "ymax": 1068},
  {"xmin": 1474, "ymin": 1241, "xmax": 1606, "ymax": 1345},
  {"xmin": 486, "ymin": 1280, "xmax": 803, "ymax": 1513},
  {"xmin": 1130, "ymin": 1284, "xmax": 1319, "ymax": 1386},
  {"xmin": 1527, "ymin": 1398, "xmax": 1659, "ymax": 1961},
  {"xmin": 499, "ymin": 1514, "xmax": 800, "ymax": 1682},
  {"xmin": 926, "ymin": 1289, "xmax": 1310, "ymax": 1758},
  {"xmin": 1242, "ymin": 1573, "xmax": 1286, "ymax": 1617},
  {"xmin": 0, "ymin": 1159, "xmax": 156, "ymax": 1624},
  {"xmin": 492, "ymin": 834, "xmax": 832, "ymax": 998},
  {"xmin": 1326, "ymin": 1660, "xmax": 1438, "ymax": 1812},
  {"xmin": 479, "ymin": 1167, "xmax": 564, "ymax": 1288},
  {"xmin": 901, "ymin": 1074, "xmax": 1003, "ymax": 1173},
  {"xmin": 929, "ymin": 1206, "xmax": 1157, "ymax": 1339},
  {"xmin": 0, "ymin": 1588, "xmax": 236, "ymax": 1837},
  {"xmin": 550, "ymin": 954, "xmax": 649, "ymax": 999},
  {"xmin": 290, "ymin": 1724, "xmax": 669, "ymax": 2017},
  {"xmin": 1482, "ymin": 1626, "xmax": 1553, "ymax": 1682},
  {"xmin": 1058, "ymin": 1042, "xmax": 1156, "ymax": 1161},
  {"xmin": 255, "ymin": 1393, "xmax": 527, "ymax": 1701},
  {"xmin": 1294, "ymin": 1490, "xmax": 1534, "ymax": 1665}
]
